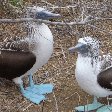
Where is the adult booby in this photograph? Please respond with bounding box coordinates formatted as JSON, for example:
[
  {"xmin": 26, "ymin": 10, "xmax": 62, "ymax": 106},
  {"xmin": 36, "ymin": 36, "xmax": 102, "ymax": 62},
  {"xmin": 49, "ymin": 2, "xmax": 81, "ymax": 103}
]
[
  {"xmin": 0, "ymin": 6, "xmax": 61, "ymax": 104},
  {"xmin": 69, "ymin": 36, "xmax": 112, "ymax": 112}
]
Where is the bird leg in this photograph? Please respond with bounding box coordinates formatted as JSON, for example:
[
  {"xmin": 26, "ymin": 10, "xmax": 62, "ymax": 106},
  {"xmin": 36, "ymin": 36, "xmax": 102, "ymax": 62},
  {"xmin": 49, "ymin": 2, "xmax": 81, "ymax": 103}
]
[
  {"xmin": 29, "ymin": 73, "xmax": 34, "ymax": 87},
  {"xmin": 19, "ymin": 81, "xmax": 25, "ymax": 93}
]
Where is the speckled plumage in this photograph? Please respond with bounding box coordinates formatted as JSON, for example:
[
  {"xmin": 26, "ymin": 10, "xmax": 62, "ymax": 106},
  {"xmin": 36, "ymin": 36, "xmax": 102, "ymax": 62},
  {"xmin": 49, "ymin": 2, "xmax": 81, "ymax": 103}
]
[{"xmin": 74, "ymin": 37, "xmax": 112, "ymax": 97}]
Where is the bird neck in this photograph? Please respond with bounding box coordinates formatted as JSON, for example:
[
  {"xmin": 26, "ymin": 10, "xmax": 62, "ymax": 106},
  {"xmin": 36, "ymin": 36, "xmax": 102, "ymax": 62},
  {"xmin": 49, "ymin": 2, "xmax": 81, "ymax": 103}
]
[
  {"xmin": 26, "ymin": 22, "xmax": 53, "ymax": 54},
  {"xmin": 27, "ymin": 22, "xmax": 42, "ymax": 38},
  {"xmin": 78, "ymin": 51, "xmax": 100, "ymax": 67},
  {"xmin": 27, "ymin": 22, "xmax": 53, "ymax": 44},
  {"xmin": 79, "ymin": 48, "xmax": 99, "ymax": 59}
]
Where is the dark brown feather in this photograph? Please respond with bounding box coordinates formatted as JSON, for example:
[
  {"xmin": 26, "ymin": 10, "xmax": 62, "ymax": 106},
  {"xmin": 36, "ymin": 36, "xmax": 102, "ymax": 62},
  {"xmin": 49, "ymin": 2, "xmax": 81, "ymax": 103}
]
[
  {"xmin": 0, "ymin": 50, "xmax": 36, "ymax": 80},
  {"xmin": 97, "ymin": 67, "xmax": 112, "ymax": 91}
]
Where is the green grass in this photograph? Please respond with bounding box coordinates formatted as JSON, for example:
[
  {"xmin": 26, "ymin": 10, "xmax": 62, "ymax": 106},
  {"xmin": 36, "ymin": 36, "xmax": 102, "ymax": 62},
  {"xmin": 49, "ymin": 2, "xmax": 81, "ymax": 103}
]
[{"xmin": 9, "ymin": 0, "xmax": 23, "ymax": 7}]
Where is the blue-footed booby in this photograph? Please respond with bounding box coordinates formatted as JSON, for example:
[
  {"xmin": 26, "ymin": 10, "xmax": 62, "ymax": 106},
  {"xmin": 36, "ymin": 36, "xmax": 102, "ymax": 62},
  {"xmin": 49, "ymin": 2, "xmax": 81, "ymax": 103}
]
[
  {"xmin": 69, "ymin": 36, "xmax": 112, "ymax": 112},
  {"xmin": 0, "ymin": 6, "xmax": 61, "ymax": 104}
]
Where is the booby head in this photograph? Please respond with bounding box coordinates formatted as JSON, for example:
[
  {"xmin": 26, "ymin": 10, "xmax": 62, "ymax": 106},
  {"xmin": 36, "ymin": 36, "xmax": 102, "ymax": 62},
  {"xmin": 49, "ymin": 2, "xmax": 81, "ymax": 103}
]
[
  {"xmin": 26, "ymin": 6, "xmax": 61, "ymax": 20},
  {"xmin": 69, "ymin": 36, "xmax": 100, "ymax": 57}
]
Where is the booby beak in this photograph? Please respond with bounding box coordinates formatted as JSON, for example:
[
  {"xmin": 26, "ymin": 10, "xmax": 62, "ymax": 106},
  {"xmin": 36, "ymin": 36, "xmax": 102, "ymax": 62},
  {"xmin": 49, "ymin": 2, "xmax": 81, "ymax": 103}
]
[
  {"xmin": 68, "ymin": 42, "xmax": 87, "ymax": 53},
  {"xmin": 36, "ymin": 10, "xmax": 61, "ymax": 20}
]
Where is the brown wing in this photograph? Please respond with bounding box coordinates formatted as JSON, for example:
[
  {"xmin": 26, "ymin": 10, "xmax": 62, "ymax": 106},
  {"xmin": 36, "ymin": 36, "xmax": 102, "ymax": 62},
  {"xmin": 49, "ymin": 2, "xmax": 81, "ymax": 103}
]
[
  {"xmin": 0, "ymin": 50, "xmax": 36, "ymax": 80},
  {"xmin": 97, "ymin": 67, "xmax": 112, "ymax": 91}
]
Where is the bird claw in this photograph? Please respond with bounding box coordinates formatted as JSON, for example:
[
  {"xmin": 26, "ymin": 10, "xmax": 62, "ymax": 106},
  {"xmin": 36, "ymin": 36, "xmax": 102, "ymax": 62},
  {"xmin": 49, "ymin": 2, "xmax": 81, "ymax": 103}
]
[
  {"xmin": 96, "ymin": 105, "xmax": 112, "ymax": 112},
  {"xmin": 75, "ymin": 102, "xmax": 103, "ymax": 112},
  {"xmin": 26, "ymin": 83, "xmax": 54, "ymax": 95},
  {"xmin": 23, "ymin": 90, "xmax": 45, "ymax": 104}
]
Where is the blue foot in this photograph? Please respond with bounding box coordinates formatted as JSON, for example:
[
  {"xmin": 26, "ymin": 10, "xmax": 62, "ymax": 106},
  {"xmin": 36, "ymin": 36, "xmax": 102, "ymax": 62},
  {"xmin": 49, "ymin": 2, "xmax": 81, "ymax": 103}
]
[
  {"xmin": 26, "ymin": 83, "xmax": 54, "ymax": 95},
  {"xmin": 18, "ymin": 75, "xmax": 54, "ymax": 104},
  {"xmin": 97, "ymin": 105, "xmax": 112, "ymax": 112},
  {"xmin": 23, "ymin": 90, "xmax": 45, "ymax": 104},
  {"xmin": 27, "ymin": 74, "xmax": 54, "ymax": 95},
  {"xmin": 75, "ymin": 102, "xmax": 103, "ymax": 112},
  {"xmin": 75, "ymin": 97, "xmax": 104, "ymax": 112},
  {"xmin": 19, "ymin": 83, "xmax": 45, "ymax": 104}
]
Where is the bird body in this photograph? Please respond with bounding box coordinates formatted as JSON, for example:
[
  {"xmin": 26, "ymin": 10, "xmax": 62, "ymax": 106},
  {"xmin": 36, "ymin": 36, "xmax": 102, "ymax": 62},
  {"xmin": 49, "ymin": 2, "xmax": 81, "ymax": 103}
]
[
  {"xmin": 0, "ymin": 6, "xmax": 60, "ymax": 104},
  {"xmin": 30, "ymin": 23, "xmax": 53, "ymax": 72},
  {"xmin": 75, "ymin": 54, "xmax": 112, "ymax": 97},
  {"xmin": 19, "ymin": 23, "xmax": 53, "ymax": 81},
  {"xmin": 0, "ymin": 22, "xmax": 53, "ymax": 84},
  {"xmin": 69, "ymin": 36, "xmax": 112, "ymax": 112}
]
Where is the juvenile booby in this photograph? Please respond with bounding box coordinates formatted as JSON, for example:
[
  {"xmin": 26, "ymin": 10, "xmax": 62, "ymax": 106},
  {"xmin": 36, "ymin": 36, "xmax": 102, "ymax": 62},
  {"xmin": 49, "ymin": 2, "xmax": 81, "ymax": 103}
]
[
  {"xmin": 0, "ymin": 6, "xmax": 61, "ymax": 104},
  {"xmin": 69, "ymin": 36, "xmax": 112, "ymax": 112}
]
